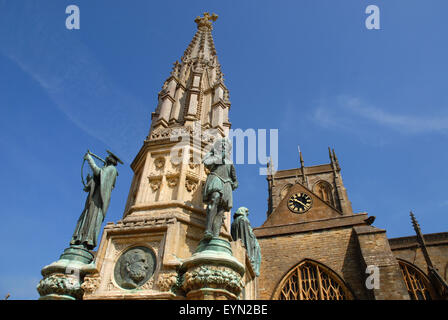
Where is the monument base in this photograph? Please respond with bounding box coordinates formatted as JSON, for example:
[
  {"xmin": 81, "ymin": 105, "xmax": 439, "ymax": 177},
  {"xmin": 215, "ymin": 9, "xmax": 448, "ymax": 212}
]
[
  {"xmin": 37, "ymin": 252, "xmax": 97, "ymax": 300},
  {"xmin": 59, "ymin": 245, "xmax": 94, "ymax": 264},
  {"xmin": 195, "ymin": 237, "xmax": 234, "ymax": 255},
  {"xmin": 178, "ymin": 237, "xmax": 245, "ymax": 300}
]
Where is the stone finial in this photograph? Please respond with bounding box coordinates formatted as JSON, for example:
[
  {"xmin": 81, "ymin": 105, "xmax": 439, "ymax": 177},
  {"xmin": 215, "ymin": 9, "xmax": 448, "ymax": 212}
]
[
  {"xmin": 328, "ymin": 147, "xmax": 334, "ymax": 163},
  {"xmin": 194, "ymin": 12, "xmax": 218, "ymax": 30},
  {"xmin": 332, "ymin": 149, "xmax": 339, "ymax": 168},
  {"xmin": 410, "ymin": 211, "xmax": 419, "ymax": 231},
  {"xmin": 298, "ymin": 145, "xmax": 304, "ymax": 168}
]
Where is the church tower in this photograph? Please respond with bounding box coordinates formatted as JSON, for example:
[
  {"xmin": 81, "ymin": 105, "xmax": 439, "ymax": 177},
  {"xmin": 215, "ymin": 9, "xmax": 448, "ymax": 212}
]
[
  {"xmin": 266, "ymin": 148, "xmax": 352, "ymax": 218},
  {"xmin": 256, "ymin": 150, "xmax": 410, "ymax": 300},
  {"xmin": 80, "ymin": 13, "xmax": 255, "ymax": 300}
]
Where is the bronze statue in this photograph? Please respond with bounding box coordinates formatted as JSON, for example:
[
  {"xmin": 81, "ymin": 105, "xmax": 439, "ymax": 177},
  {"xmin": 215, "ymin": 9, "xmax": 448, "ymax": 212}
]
[
  {"xmin": 202, "ymin": 138, "xmax": 238, "ymax": 240},
  {"xmin": 231, "ymin": 207, "xmax": 261, "ymax": 276},
  {"xmin": 70, "ymin": 150, "xmax": 122, "ymax": 250}
]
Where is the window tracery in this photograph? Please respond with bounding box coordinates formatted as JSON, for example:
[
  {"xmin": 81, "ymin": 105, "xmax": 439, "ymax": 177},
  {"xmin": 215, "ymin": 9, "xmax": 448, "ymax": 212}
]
[
  {"xmin": 276, "ymin": 260, "xmax": 352, "ymax": 300},
  {"xmin": 399, "ymin": 260, "xmax": 434, "ymax": 300}
]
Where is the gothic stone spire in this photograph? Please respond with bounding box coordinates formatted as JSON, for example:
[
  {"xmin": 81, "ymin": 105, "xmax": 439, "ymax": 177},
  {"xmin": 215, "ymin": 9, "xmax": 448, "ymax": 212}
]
[{"xmin": 149, "ymin": 13, "xmax": 231, "ymax": 139}]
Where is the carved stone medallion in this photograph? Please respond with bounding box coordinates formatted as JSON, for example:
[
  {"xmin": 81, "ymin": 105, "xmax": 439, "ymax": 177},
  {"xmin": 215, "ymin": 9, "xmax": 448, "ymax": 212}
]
[{"xmin": 113, "ymin": 246, "xmax": 156, "ymax": 290}]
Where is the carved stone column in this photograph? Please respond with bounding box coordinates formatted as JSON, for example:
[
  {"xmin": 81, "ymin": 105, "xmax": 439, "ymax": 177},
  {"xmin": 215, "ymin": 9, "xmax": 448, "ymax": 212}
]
[
  {"xmin": 177, "ymin": 238, "xmax": 245, "ymax": 300},
  {"xmin": 37, "ymin": 258, "xmax": 97, "ymax": 300}
]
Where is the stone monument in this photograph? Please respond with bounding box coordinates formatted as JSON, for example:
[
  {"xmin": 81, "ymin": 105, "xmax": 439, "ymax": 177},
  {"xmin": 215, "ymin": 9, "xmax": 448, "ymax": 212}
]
[
  {"xmin": 48, "ymin": 13, "xmax": 257, "ymax": 300},
  {"xmin": 177, "ymin": 138, "xmax": 245, "ymax": 300}
]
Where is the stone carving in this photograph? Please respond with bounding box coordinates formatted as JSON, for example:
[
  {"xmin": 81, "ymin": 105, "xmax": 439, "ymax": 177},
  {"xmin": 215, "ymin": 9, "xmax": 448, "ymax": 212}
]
[
  {"xmin": 202, "ymin": 138, "xmax": 238, "ymax": 239},
  {"xmin": 231, "ymin": 207, "xmax": 262, "ymax": 276},
  {"xmin": 154, "ymin": 157, "xmax": 166, "ymax": 169},
  {"xmin": 149, "ymin": 124, "xmax": 218, "ymax": 144},
  {"xmin": 107, "ymin": 218, "xmax": 176, "ymax": 231},
  {"xmin": 201, "ymin": 128, "xmax": 218, "ymax": 144},
  {"xmin": 171, "ymin": 60, "xmax": 181, "ymax": 78},
  {"xmin": 37, "ymin": 274, "xmax": 84, "ymax": 300},
  {"xmin": 182, "ymin": 265, "xmax": 244, "ymax": 296},
  {"xmin": 81, "ymin": 274, "xmax": 101, "ymax": 295},
  {"xmin": 194, "ymin": 12, "xmax": 218, "ymax": 30},
  {"xmin": 185, "ymin": 177, "xmax": 198, "ymax": 192},
  {"xmin": 171, "ymin": 126, "xmax": 193, "ymax": 138},
  {"xmin": 167, "ymin": 176, "xmax": 179, "ymax": 188},
  {"xmin": 114, "ymin": 246, "xmax": 156, "ymax": 290},
  {"xmin": 150, "ymin": 127, "xmax": 172, "ymax": 140},
  {"xmin": 189, "ymin": 156, "xmax": 200, "ymax": 170},
  {"xmin": 139, "ymin": 277, "xmax": 155, "ymax": 291},
  {"xmin": 157, "ymin": 272, "xmax": 178, "ymax": 292},
  {"xmin": 149, "ymin": 178, "xmax": 162, "ymax": 191}
]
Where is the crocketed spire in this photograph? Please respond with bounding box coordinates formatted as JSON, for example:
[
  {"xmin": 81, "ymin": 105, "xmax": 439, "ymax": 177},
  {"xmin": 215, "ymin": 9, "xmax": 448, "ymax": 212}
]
[{"xmin": 149, "ymin": 13, "xmax": 231, "ymax": 139}]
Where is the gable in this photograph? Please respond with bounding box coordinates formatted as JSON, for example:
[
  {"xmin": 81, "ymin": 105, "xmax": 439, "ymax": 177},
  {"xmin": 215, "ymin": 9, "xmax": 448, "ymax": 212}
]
[{"xmin": 262, "ymin": 182, "xmax": 344, "ymax": 227}]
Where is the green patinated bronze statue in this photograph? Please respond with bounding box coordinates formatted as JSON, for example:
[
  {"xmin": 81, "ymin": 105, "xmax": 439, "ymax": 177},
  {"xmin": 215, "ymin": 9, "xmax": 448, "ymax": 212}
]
[
  {"xmin": 37, "ymin": 150, "xmax": 124, "ymax": 300},
  {"xmin": 70, "ymin": 150, "xmax": 123, "ymax": 251},
  {"xmin": 202, "ymin": 138, "xmax": 238, "ymax": 240},
  {"xmin": 231, "ymin": 207, "xmax": 261, "ymax": 276}
]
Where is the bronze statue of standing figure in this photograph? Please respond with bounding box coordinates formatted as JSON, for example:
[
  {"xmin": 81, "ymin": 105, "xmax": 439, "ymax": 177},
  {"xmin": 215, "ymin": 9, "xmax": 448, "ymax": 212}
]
[
  {"xmin": 231, "ymin": 207, "xmax": 261, "ymax": 276},
  {"xmin": 70, "ymin": 150, "xmax": 123, "ymax": 251},
  {"xmin": 202, "ymin": 138, "xmax": 238, "ymax": 240}
]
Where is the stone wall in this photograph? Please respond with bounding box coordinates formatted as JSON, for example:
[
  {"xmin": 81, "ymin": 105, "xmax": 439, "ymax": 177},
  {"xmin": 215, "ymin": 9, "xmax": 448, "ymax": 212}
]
[
  {"xmin": 257, "ymin": 226, "xmax": 370, "ymax": 300},
  {"xmin": 256, "ymin": 223, "xmax": 417, "ymax": 300},
  {"xmin": 389, "ymin": 232, "xmax": 448, "ymax": 281},
  {"xmin": 354, "ymin": 226, "xmax": 410, "ymax": 300}
]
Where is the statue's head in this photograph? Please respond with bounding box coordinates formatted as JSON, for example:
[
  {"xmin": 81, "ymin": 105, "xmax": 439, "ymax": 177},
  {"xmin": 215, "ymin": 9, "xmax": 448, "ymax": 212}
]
[
  {"xmin": 234, "ymin": 207, "xmax": 249, "ymax": 219},
  {"xmin": 105, "ymin": 150, "xmax": 123, "ymax": 167},
  {"xmin": 121, "ymin": 248, "xmax": 150, "ymax": 286},
  {"xmin": 213, "ymin": 138, "xmax": 232, "ymax": 159},
  {"xmin": 105, "ymin": 155, "xmax": 118, "ymax": 166}
]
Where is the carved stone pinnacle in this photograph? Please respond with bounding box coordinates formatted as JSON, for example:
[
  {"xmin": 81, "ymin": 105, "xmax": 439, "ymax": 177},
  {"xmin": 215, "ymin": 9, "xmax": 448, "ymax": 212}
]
[{"xmin": 194, "ymin": 12, "xmax": 218, "ymax": 30}]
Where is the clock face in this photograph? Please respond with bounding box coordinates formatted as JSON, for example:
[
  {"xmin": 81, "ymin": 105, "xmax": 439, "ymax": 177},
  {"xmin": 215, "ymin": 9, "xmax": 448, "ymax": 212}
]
[{"xmin": 287, "ymin": 192, "xmax": 313, "ymax": 214}]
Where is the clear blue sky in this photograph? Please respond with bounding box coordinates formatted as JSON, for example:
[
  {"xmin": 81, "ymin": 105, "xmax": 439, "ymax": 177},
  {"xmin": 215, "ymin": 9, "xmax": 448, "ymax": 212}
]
[{"xmin": 1, "ymin": 0, "xmax": 447, "ymax": 299}]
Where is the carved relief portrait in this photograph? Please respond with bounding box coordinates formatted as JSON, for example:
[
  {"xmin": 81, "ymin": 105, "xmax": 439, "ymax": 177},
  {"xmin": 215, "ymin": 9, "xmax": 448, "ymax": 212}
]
[{"xmin": 114, "ymin": 246, "xmax": 156, "ymax": 290}]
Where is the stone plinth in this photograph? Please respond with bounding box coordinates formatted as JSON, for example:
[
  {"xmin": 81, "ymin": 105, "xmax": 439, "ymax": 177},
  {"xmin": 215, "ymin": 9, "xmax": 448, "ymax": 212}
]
[
  {"xmin": 178, "ymin": 238, "xmax": 245, "ymax": 300},
  {"xmin": 37, "ymin": 257, "xmax": 97, "ymax": 300}
]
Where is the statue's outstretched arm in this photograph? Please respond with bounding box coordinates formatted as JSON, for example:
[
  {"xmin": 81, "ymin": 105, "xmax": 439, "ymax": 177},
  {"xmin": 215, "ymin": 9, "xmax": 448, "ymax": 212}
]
[{"xmin": 85, "ymin": 153, "xmax": 101, "ymax": 176}]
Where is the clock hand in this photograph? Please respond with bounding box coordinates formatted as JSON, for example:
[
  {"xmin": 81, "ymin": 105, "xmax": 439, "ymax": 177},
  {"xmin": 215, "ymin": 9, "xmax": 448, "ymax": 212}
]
[{"xmin": 294, "ymin": 199, "xmax": 306, "ymax": 207}]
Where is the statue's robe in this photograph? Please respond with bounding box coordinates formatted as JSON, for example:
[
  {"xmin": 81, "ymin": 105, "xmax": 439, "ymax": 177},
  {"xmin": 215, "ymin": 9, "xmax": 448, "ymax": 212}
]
[
  {"xmin": 71, "ymin": 155, "xmax": 117, "ymax": 250},
  {"xmin": 231, "ymin": 213, "xmax": 261, "ymax": 276}
]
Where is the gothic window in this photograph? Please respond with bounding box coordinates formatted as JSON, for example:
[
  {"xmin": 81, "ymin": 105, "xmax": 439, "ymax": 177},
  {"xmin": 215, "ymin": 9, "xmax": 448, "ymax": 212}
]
[
  {"xmin": 313, "ymin": 181, "xmax": 334, "ymax": 206},
  {"xmin": 399, "ymin": 260, "xmax": 434, "ymax": 300},
  {"xmin": 276, "ymin": 260, "xmax": 352, "ymax": 300}
]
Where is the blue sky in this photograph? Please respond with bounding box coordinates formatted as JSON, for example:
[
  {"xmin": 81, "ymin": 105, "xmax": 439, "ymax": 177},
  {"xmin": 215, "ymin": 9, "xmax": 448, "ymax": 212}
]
[{"xmin": 1, "ymin": 0, "xmax": 447, "ymax": 299}]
